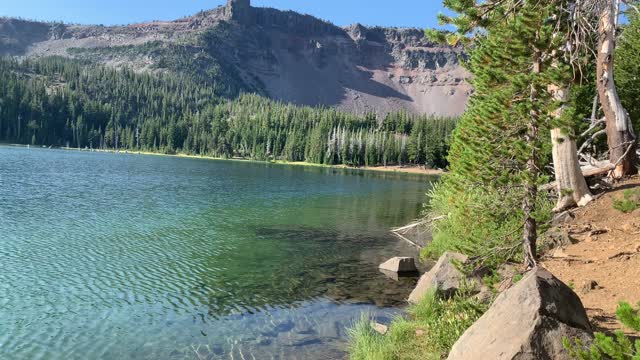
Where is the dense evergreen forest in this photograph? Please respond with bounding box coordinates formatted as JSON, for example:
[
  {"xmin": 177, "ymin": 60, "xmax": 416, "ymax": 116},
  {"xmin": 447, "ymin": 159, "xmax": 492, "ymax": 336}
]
[{"xmin": 0, "ymin": 57, "xmax": 456, "ymax": 168}]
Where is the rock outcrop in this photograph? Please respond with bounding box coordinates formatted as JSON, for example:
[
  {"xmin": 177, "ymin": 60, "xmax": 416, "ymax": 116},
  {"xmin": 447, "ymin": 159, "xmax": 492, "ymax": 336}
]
[
  {"xmin": 447, "ymin": 267, "xmax": 593, "ymax": 360},
  {"xmin": 408, "ymin": 252, "xmax": 469, "ymax": 303}
]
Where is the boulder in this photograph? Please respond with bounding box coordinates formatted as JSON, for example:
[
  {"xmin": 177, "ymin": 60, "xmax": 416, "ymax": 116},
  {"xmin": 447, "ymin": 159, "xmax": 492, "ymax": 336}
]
[
  {"xmin": 408, "ymin": 252, "xmax": 469, "ymax": 303},
  {"xmin": 379, "ymin": 257, "xmax": 417, "ymax": 273},
  {"xmin": 447, "ymin": 267, "xmax": 593, "ymax": 360}
]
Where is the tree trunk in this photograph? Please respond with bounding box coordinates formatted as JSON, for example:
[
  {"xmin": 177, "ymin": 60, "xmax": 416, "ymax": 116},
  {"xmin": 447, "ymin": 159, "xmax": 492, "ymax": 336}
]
[
  {"xmin": 547, "ymin": 73, "xmax": 594, "ymax": 212},
  {"xmin": 552, "ymin": 128, "xmax": 594, "ymax": 211},
  {"xmin": 523, "ymin": 51, "xmax": 541, "ymax": 269},
  {"xmin": 597, "ymin": 1, "xmax": 638, "ymax": 178}
]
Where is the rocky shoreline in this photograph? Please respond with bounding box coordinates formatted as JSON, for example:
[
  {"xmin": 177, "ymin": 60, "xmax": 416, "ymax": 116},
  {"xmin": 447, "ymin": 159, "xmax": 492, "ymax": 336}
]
[{"xmin": 368, "ymin": 176, "xmax": 640, "ymax": 359}]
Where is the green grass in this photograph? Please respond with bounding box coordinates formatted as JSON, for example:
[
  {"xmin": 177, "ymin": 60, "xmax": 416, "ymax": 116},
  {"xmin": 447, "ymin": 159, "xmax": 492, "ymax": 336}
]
[
  {"xmin": 348, "ymin": 290, "xmax": 487, "ymax": 360},
  {"xmin": 612, "ymin": 188, "xmax": 640, "ymax": 213}
]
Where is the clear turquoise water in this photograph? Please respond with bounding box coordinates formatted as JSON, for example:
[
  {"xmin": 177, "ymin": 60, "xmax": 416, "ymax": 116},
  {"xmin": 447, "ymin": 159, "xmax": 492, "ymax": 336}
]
[{"xmin": 0, "ymin": 146, "xmax": 435, "ymax": 359}]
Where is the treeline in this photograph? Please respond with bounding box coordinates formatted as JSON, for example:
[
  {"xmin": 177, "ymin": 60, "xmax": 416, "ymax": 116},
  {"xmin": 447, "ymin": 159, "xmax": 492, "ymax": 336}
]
[{"xmin": 0, "ymin": 56, "xmax": 456, "ymax": 168}]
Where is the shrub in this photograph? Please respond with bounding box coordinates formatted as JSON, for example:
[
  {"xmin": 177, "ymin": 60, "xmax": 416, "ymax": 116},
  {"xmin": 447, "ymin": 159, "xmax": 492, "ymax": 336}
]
[
  {"xmin": 423, "ymin": 176, "xmax": 553, "ymax": 269},
  {"xmin": 564, "ymin": 301, "xmax": 640, "ymax": 360},
  {"xmin": 348, "ymin": 290, "xmax": 487, "ymax": 360},
  {"xmin": 612, "ymin": 189, "xmax": 640, "ymax": 214}
]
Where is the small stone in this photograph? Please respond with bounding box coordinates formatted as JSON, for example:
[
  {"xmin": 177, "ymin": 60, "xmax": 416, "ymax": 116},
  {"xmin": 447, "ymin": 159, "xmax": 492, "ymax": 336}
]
[
  {"xmin": 371, "ymin": 322, "xmax": 388, "ymax": 335},
  {"xmin": 552, "ymin": 248, "xmax": 570, "ymax": 259},
  {"xmin": 399, "ymin": 76, "xmax": 413, "ymax": 84},
  {"xmin": 552, "ymin": 211, "xmax": 575, "ymax": 226},
  {"xmin": 473, "ymin": 288, "xmax": 494, "ymax": 304},
  {"xmin": 621, "ymin": 222, "xmax": 639, "ymax": 233},
  {"xmin": 581, "ymin": 280, "xmax": 599, "ymax": 294},
  {"xmin": 543, "ymin": 227, "xmax": 578, "ymax": 251},
  {"xmin": 415, "ymin": 328, "xmax": 426, "ymax": 337}
]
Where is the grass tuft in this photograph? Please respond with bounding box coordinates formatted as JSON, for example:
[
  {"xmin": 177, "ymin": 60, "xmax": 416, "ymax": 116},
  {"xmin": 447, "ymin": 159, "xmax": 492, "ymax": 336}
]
[{"xmin": 348, "ymin": 290, "xmax": 487, "ymax": 360}]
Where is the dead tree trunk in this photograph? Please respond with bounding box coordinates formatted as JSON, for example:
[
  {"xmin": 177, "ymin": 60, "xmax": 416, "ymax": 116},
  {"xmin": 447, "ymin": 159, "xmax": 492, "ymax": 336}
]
[
  {"xmin": 597, "ymin": 1, "xmax": 638, "ymax": 178},
  {"xmin": 551, "ymin": 128, "xmax": 594, "ymax": 211},
  {"xmin": 549, "ymin": 79, "xmax": 593, "ymax": 212}
]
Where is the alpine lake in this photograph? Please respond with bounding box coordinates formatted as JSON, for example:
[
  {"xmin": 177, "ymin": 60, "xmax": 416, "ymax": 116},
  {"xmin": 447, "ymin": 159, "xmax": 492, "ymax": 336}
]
[{"xmin": 0, "ymin": 146, "xmax": 437, "ymax": 359}]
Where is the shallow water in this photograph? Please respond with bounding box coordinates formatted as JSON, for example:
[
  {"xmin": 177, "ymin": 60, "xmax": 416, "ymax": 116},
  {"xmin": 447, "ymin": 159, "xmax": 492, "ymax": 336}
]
[{"xmin": 0, "ymin": 146, "xmax": 435, "ymax": 359}]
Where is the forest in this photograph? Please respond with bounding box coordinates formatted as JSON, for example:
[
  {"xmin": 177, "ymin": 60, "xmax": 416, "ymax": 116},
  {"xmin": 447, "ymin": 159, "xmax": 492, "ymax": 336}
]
[
  {"xmin": 0, "ymin": 56, "xmax": 456, "ymax": 168},
  {"xmin": 351, "ymin": 1, "xmax": 640, "ymax": 359}
]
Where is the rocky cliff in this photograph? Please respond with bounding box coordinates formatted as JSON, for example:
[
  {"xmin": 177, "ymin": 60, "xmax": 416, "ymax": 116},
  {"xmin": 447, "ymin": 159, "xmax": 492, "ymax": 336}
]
[{"xmin": 0, "ymin": 0, "xmax": 471, "ymax": 116}]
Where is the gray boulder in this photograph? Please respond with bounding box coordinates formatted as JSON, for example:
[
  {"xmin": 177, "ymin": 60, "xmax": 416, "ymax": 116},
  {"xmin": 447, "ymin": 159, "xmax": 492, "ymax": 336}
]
[
  {"xmin": 408, "ymin": 252, "xmax": 468, "ymax": 303},
  {"xmin": 447, "ymin": 267, "xmax": 593, "ymax": 360},
  {"xmin": 379, "ymin": 257, "xmax": 417, "ymax": 273}
]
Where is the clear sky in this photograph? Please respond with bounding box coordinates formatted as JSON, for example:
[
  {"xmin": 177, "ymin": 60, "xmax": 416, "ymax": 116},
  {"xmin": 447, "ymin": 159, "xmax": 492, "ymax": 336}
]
[{"xmin": 0, "ymin": 0, "xmax": 446, "ymax": 29}]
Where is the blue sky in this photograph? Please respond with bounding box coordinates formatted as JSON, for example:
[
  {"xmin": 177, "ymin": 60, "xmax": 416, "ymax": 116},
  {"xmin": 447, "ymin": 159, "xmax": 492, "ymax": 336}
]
[{"xmin": 0, "ymin": 0, "xmax": 446, "ymax": 28}]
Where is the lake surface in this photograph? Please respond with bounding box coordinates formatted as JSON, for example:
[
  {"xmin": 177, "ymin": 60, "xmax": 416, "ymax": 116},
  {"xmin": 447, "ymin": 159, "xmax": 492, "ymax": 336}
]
[{"xmin": 0, "ymin": 146, "xmax": 435, "ymax": 360}]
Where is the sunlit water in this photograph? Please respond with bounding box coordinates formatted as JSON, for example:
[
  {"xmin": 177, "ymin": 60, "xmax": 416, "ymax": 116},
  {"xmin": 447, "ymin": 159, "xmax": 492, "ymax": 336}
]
[{"xmin": 0, "ymin": 146, "xmax": 435, "ymax": 359}]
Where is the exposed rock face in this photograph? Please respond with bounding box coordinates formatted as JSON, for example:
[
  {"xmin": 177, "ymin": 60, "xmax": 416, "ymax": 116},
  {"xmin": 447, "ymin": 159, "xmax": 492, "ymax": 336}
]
[
  {"xmin": 379, "ymin": 257, "xmax": 417, "ymax": 273},
  {"xmin": 226, "ymin": 0, "xmax": 253, "ymax": 25},
  {"xmin": 0, "ymin": 0, "xmax": 470, "ymax": 117},
  {"xmin": 408, "ymin": 252, "xmax": 469, "ymax": 303},
  {"xmin": 447, "ymin": 267, "xmax": 593, "ymax": 360}
]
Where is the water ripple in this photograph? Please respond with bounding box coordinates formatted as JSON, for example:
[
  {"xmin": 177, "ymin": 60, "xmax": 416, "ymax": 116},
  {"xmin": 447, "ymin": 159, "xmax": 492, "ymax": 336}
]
[{"xmin": 0, "ymin": 146, "xmax": 431, "ymax": 359}]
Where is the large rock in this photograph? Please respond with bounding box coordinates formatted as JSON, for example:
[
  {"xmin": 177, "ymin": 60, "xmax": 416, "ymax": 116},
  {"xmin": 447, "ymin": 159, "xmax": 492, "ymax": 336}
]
[
  {"xmin": 408, "ymin": 252, "xmax": 468, "ymax": 303},
  {"xmin": 379, "ymin": 257, "xmax": 417, "ymax": 273},
  {"xmin": 447, "ymin": 267, "xmax": 593, "ymax": 360}
]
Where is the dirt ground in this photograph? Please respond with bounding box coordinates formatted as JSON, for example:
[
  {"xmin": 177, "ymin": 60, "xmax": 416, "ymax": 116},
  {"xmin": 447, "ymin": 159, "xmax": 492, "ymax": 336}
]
[{"xmin": 542, "ymin": 175, "xmax": 640, "ymax": 335}]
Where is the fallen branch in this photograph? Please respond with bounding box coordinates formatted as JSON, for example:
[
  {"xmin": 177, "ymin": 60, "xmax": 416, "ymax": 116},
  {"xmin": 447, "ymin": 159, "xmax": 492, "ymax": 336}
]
[
  {"xmin": 391, "ymin": 231, "xmax": 423, "ymax": 249},
  {"xmin": 390, "ymin": 215, "xmax": 447, "ymax": 233},
  {"xmin": 580, "ymin": 118, "xmax": 605, "ymax": 138},
  {"xmin": 577, "ymin": 129, "xmax": 606, "ymax": 155},
  {"xmin": 540, "ymin": 160, "xmax": 614, "ymax": 191},
  {"xmin": 581, "ymin": 162, "xmax": 615, "ymax": 177}
]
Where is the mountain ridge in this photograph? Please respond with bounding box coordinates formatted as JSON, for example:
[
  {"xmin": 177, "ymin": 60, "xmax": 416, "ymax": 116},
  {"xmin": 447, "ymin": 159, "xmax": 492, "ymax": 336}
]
[{"xmin": 0, "ymin": 0, "xmax": 471, "ymax": 116}]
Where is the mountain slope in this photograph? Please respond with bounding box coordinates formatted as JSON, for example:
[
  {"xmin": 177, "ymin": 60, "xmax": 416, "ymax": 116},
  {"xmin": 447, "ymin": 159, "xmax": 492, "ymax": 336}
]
[{"xmin": 0, "ymin": 0, "xmax": 470, "ymax": 116}]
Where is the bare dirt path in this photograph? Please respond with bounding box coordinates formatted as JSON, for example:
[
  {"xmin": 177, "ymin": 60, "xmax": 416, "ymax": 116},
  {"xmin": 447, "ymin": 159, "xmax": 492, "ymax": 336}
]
[{"xmin": 542, "ymin": 176, "xmax": 640, "ymax": 335}]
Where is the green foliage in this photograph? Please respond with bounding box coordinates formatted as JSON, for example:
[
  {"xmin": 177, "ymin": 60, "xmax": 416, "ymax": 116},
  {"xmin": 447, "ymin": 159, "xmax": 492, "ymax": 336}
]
[
  {"xmin": 68, "ymin": 24, "xmax": 254, "ymax": 98},
  {"xmin": 425, "ymin": 178, "xmax": 552, "ymax": 267},
  {"xmin": 617, "ymin": 5, "xmax": 640, "ymax": 134},
  {"xmin": 565, "ymin": 302, "xmax": 640, "ymax": 360},
  {"xmin": 424, "ymin": 0, "xmax": 562, "ymax": 267},
  {"xmin": 612, "ymin": 189, "xmax": 640, "ymax": 213},
  {"xmin": 512, "ymin": 273, "xmax": 523, "ymax": 284},
  {"xmin": 0, "ymin": 56, "xmax": 457, "ymax": 168},
  {"xmin": 348, "ymin": 290, "xmax": 487, "ymax": 360}
]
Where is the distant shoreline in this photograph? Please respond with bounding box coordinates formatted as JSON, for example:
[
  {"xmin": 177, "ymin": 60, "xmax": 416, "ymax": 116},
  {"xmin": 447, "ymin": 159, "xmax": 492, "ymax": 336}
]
[{"xmin": 1, "ymin": 143, "xmax": 443, "ymax": 176}]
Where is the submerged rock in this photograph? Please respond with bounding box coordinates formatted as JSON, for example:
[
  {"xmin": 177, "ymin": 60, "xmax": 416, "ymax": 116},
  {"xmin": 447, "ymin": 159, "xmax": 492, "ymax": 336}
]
[
  {"xmin": 378, "ymin": 257, "xmax": 417, "ymax": 273},
  {"xmin": 408, "ymin": 252, "xmax": 469, "ymax": 303},
  {"xmin": 447, "ymin": 267, "xmax": 593, "ymax": 360}
]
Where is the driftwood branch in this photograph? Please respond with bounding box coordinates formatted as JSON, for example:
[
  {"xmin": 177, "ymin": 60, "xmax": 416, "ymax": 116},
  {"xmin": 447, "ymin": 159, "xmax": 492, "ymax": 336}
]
[
  {"xmin": 390, "ymin": 215, "xmax": 447, "ymax": 249},
  {"xmin": 391, "ymin": 232, "xmax": 423, "ymax": 249},
  {"xmin": 390, "ymin": 216, "xmax": 447, "ymax": 233}
]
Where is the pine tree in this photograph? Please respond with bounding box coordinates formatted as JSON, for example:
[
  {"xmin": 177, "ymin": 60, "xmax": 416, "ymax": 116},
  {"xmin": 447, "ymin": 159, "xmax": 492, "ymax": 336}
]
[
  {"xmin": 565, "ymin": 301, "xmax": 640, "ymax": 359},
  {"xmin": 426, "ymin": 0, "xmax": 568, "ymax": 267}
]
